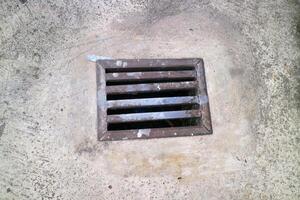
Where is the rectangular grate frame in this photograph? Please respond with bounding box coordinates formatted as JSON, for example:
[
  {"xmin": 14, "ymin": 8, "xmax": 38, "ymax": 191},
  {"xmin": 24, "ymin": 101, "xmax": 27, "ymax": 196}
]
[{"xmin": 96, "ymin": 58, "xmax": 212, "ymax": 141}]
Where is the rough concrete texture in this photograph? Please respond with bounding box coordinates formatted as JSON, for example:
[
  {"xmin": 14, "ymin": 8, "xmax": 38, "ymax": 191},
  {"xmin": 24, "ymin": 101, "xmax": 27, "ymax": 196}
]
[{"xmin": 0, "ymin": 0, "xmax": 299, "ymax": 199}]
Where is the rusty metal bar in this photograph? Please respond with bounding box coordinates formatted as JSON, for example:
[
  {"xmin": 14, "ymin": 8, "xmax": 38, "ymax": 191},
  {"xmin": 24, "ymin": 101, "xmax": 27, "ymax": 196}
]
[
  {"xmin": 96, "ymin": 63, "xmax": 107, "ymax": 140},
  {"xmin": 100, "ymin": 126, "xmax": 210, "ymax": 141},
  {"xmin": 107, "ymin": 110, "xmax": 201, "ymax": 123},
  {"xmin": 107, "ymin": 96, "xmax": 198, "ymax": 109},
  {"xmin": 195, "ymin": 60, "xmax": 212, "ymax": 132},
  {"xmin": 97, "ymin": 59, "xmax": 197, "ymax": 69},
  {"xmin": 106, "ymin": 81, "xmax": 197, "ymax": 95},
  {"xmin": 106, "ymin": 71, "xmax": 195, "ymax": 82}
]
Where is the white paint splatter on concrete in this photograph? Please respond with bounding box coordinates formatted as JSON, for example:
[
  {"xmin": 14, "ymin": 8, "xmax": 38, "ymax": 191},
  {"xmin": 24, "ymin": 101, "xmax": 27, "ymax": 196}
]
[
  {"xmin": 112, "ymin": 73, "xmax": 119, "ymax": 77},
  {"xmin": 137, "ymin": 129, "xmax": 151, "ymax": 138},
  {"xmin": 86, "ymin": 55, "xmax": 112, "ymax": 62},
  {"xmin": 127, "ymin": 72, "xmax": 142, "ymax": 76},
  {"xmin": 116, "ymin": 60, "xmax": 122, "ymax": 66}
]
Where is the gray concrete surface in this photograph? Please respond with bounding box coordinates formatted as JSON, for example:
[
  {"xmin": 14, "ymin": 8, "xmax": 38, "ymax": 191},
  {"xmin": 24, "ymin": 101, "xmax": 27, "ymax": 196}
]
[{"xmin": 0, "ymin": 0, "xmax": 299, "ymax": 199}]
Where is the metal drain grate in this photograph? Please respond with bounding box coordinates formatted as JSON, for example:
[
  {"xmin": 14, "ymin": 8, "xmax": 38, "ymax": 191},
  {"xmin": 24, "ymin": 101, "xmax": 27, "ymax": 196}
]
[{"xmin": 96, "ymin": 59, "xmax": 212, "ymax": 141}]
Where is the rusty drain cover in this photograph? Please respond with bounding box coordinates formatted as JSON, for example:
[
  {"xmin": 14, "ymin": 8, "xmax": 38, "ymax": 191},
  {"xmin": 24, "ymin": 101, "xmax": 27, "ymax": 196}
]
[{"xmin": 96, "ymin": 58, "xmax": 212, "ymax": 141}]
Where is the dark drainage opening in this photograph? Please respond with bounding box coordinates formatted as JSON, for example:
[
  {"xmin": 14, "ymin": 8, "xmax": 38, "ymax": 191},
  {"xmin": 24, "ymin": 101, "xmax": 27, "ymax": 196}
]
[
  {"xmin": 107, "ymin": 89, "xmax": 197, "ymax": 100},
  {"xmin": 106, "ymin": 77, "xmax": 196, "ymax": 85},
  {"xmin": 105, "ymin": 66, "xmax": 195, "ymax": 73},
  {"xmin": 108, "ymin": 118, "xmax": 201, "ymax": 131},
  {"xmin": 96, "ymin": 59, "xmax": 212, "ymax": 141}
]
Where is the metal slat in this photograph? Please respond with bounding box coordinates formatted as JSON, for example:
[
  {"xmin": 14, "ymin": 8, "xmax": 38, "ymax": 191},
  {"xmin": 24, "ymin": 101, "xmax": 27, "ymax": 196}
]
[
  {"xmin": 107, "ymin": 96, "xmax": 198, "ymax": 109},
  {"xmin": 107, "ymin": 110, "xmax": 201, "ymax": 123},
  {"xmin": 195, "ymin": 61, "xmax": 212, "ymax": 132},
  {"xmin": 98, "ymin": 59, "xmax": 197, "ymax": 69},
  {"xmin": 100, "ymin": 126, "xmax": 210, "ymax": 141},
  {"xmin": 106, "ymin": 81, "xmax": 197, "ymax": 95},
  {"xmin": 106, "ymin": 71, "xmax": 195, "ymax": 82},
  {"xmin": 96, "ymin": 62, "xmax": 107, "ymax": 139}
]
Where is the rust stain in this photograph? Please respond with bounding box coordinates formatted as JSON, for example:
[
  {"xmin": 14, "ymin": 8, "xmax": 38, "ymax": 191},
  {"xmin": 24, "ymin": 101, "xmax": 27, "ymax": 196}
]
[{"xmin": 105, "ymin": 150, "xmax": 200, "ymax": 179}]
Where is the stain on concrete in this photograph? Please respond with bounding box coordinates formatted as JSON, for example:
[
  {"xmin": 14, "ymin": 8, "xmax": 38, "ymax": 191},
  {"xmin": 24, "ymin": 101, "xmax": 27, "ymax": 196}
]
[
  {"xmin": 32, "ymin": 52, "xmax": 41, "ymax": 64},
  {"xmin": 75, "ymin": 138, "xmax": 99, "ymax": 156},
  {"xmin": 19, "ymin": 0, "xmax": 27, "ymax": 4},
  {"xmin": 105, "ymin": 150, "xmax": 195, "ymax": 177},
  {"xmin": 0, "ymin": 122, "xmax": 6, "ymax": 139},
  {"xmin": 229, "ymin": 68, "xmax": 245, "ymax": 78},
  {"xmin": 32, "ymin": 67, "xmax": 40, "ymax": 79}
]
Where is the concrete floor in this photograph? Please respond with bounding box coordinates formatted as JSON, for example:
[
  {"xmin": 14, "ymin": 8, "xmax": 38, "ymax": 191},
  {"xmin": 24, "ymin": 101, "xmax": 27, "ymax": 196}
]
[{"xmin": 0, "ymin": 0, "xmax": 299, "ymax": 199}]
